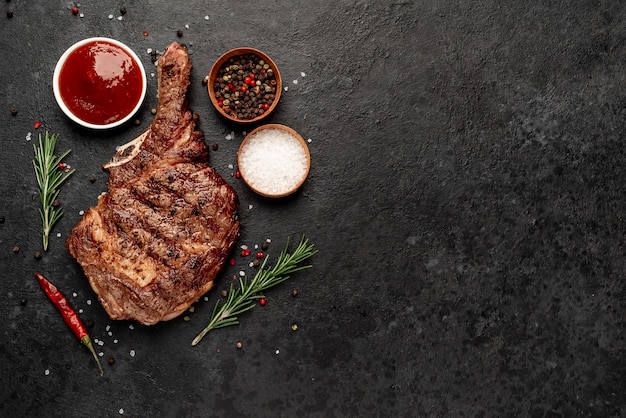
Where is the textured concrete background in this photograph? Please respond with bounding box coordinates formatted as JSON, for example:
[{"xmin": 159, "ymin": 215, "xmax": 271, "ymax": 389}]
[{"xmin": 1, "ymin": 1, "xmax": 625, "ymax": 417}]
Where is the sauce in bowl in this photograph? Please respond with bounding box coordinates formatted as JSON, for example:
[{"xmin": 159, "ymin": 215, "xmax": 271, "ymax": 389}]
[{"xmin": 53, "ymin": 38, "xmax": 146, "ymax": 129}]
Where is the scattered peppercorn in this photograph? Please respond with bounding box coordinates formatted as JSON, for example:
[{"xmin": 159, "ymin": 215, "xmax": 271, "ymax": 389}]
[
  {"xmin": 0, "ymin": 214, "xmax": 5, "ymax": 223},
  {"xmin": 241, "ymin": 248, "xmax": 251, "ymax": 257},
  {"xmin": 291, "ymin": 288, "xmax": 298, "ymax": 297},
  {"xmin": 212, "ymin": 143, "xmax": 219, "ymax": 151},
  {"xmin": 202, "ymin": 76, "xmax": 208, "ymax": 86},
  {"xmin": 150, "ymin": 108, "xmax": 157, "ymax": 115},
  {"xmin": 6, "ymin": 9, "xmax": 13, "ymax": 18},
  {"xmin": 236, "ymin": 341, "xmax": 243, "ymax": 349},
  {"xmin": 176, "ymin": 29, "xmax": 183, "ymax": 37},
  {"xmin": 261, "ymin": 241, "xmax": 269, "ymax": 251},
  {"xmin": 221, "ymin": 289, "xmax": 228, "ymax": 297},
  {"xmin": 259, "ymin": 298, "xmax": 267, "ymax": 306},
  {"xmin": 34, "ymin": 121, "xmax": 42, "ymax": 129},
  {"xmin": 107, "ymin": 356, "xmax": 116, "ymax": 366},
  {"xmin": 52, "ymin": 199, "xmax": 60, "ymax": 207},
  {"xmin": 119, "ymin": 6, "xmax": 127, "ymax": 15},
  {"xmin": 12, "ymin": 246, "xmax": 19, "ymax": 253},
  {"xmin": 256, "ymin": 252, "xmax": 264, "ymax": 259},
  {"xmin": 89, "ymin": 176, "xmax": 97, "ymax": 183},
  {"xmin": 20, "ymin": 298, "xmax": 27, "ymax": 306},
  {"xmin": 86, "ymin": 319, "xmax": 95, "ymax": 328},
  {"xmin": 34, "ymin": 251, "xmax": 42, "ymax": 260},
  {"xmin": 252, "ymin": 259, "xmax": 260, "ymax": 268},
  {"xmin": 10, "ymin": 107, "xmax": 17, "ymax": 116},
  {"xmin": 71, "ymin": 6, "xmax": 78, "ymax": 15}
]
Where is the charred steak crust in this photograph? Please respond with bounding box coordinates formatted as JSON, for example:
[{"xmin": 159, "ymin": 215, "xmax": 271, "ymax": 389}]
[{"xmin": 67, "ymin": 42, "xmax": 240, "ymax": 325}]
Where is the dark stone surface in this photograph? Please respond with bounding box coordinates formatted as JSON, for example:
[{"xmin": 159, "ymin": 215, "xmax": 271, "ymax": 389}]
[{"xmin": 1, "ymin": 1, "xmax": 626, "ymax": 417}]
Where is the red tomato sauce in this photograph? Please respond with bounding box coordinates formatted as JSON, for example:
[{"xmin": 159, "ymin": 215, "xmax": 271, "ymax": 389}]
[{"xmin": 58, "ymin": 40, "xmax": 144, "ymax": 125}]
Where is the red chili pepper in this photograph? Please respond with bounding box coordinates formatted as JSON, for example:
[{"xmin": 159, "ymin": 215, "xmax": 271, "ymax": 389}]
[{"xmin": 35, "ymin": 272, "xmax": 104, "ymax": 377}]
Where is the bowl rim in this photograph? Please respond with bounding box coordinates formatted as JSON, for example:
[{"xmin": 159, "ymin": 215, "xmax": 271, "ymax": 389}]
[
  {"xmin": 237, "ymin": 123, "xmax": 310, "ymax": 198},
  {"xmin": 208, "ymin": 47, "xmax": 282, "ymax": 124},
  {"xmin": 52, "ymin": 37, "xmax": 147, "ymax": 130}
]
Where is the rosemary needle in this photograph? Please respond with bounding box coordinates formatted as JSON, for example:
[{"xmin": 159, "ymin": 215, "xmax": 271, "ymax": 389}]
[
  {"xmin": 191, "ymin": 236, "xmax": 317, "ymax": 346},
  {"xmin": 33, "ymin": 131, "xmax": 75, "ymax": 251}
]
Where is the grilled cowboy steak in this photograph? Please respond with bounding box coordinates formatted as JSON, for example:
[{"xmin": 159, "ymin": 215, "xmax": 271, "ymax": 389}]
[{"xmin": 66, "ymin": 42, "xmax": 240, "ymax": 325}]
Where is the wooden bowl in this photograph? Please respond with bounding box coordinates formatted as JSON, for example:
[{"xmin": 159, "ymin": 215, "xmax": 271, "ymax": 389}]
[
  {"xmin": 237, "ymin": 124, "xmax": 310, "ymax": 198},
  {"xmin": 208, "ymin": 47, "xmax": 282, "ymax": 124}
]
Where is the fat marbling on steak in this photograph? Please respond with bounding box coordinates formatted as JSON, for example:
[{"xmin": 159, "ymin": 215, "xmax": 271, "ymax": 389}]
[{"xmin": 66, "ymin": 42, "xmax": 240, "ymax": 325}]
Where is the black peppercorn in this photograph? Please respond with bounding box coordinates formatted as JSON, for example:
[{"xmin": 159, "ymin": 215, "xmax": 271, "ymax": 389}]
[
  {"xmin": 12, "ymin": 246, "xmax": 19, "ymax": 253},
  {"xmin": 176, "ymin": 29, "xmax": 183, "ymax": 37},
  {"xmin": 107, "ymin": 357, "xmax": 115, "ymax": 366},
  {"xmin": 261, "ymin": 241, "xmax": 269, "ymax": 250},
  {"xmin": 7, "ymin": 8, "xmax": 13, "ymax": 18},
  {"xmin": 20, "ymin": 298, "xmax": 27, "ymax": 306},
  {"xmin": 0, "ymin": 214, "xmax": 5, "ymax": 223},
  {"xmin": 86, "ymin": 319, "xmax": 94, "ymax": 328},
  {"xmin": 119, "ymin": 6, "xmax": 126, "ymax": 15},
  {"xmin": 291, "ymin": 288, "xmax": 298, "ymax": 297},
  {"xmin": 10, "ymin": 107, "xmax": 17, "ymax": 116},
  {"xmin": 212, "ymin": 143, "xmax": 219, "ymax": 151},
  {"xmin": 34, "ymin": 251, "xmax": 42, "ymax": 260}
]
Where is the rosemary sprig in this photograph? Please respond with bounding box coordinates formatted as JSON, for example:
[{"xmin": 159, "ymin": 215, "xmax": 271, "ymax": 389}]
[
  {"xmin": 192, "ymin": 236, "xmax": 317, "ymax": 346},
  {"xmin": 33, "ymin": 131, "xmax": 75, "ymax": 251}
]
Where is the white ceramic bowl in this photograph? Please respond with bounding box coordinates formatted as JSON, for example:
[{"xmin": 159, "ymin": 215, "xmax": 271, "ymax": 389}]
[{"xmin": 53, "ymin": 37, "xmax": 147, "ymax": 130}]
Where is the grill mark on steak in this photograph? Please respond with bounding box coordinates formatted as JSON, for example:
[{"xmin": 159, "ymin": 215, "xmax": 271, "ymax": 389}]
[{"xmin": 66, "ymin": 42, "xmax": 240, "ymax": 325}]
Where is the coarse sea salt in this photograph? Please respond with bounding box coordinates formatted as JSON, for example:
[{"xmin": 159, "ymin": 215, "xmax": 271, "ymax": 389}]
[{"xmin": 238, "ymin": 128, "xmax": 308, "ymax": 196}]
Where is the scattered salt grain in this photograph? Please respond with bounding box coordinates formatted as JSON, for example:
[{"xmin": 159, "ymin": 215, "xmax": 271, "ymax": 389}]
[
  {"xmin": 284, "ymin": 86, "xmax": 289, "ymax": 91},
  {"xmin": 228, "ymin": 164, "xmax": 234, "ymax": 170},
  {"xmin": 204, "ymin": 296, "xmax": 209, "ymax": 302},
  {"xmin": 106, "ymin": 325, "xmax": 111, "ymax": 331},
  {"xmin": 78, "ymin": 309, "xmax": 83, "ymax": 314},
  {"xmin": 129, "ymin": 325, "xmax": 134, "ymax": 330},
  {"xmin": 301, "ymin": 72, "xmax": 306, "ymax": 77},
  {"xmin": 119, "ymin": 408, "xmax": 124, "ymax": 415},
  {"xmin": 238, "ymin": 128, "xmax": 308, "ymax": 196},
  {"xmin": 117, "ymin": 16, "xmax": 123, "ymax": 21},
  {"xmin": 56, "ymin": 233, "xmax": 62, "ymax": 238},
  {"xmin": 241, "ymin": 244, "xmax": 248, "ymax": 250},
  {"xmin": 147, "ymin": 48, "xmax": 153, "ymax": 54},
  {"xmin": 239, "ymin": 270, "xmax": 245, "ymax": 276},
  {"xmin": 108, "ymin": 14, "xmax": 114, "ymax": 19},
  {"xmin": 248, "ymin": 204, "xmax": 253, "ymax": 210},
  {"xmin": 26, "ymin": 132, "xmax": 32, "ymax": 141},
  {"xmin": 108, "ymin": 331, "xmax": 113, "ymax": 336},
  {"xmin": 185, "ymin": 24, "xmax": 190, "ymax": 29},
  {"xmin": 99, "ymin": 352, "xmax": 104, "ymax": 357},
  {"xmin": 72, "ymin": 292, "xmax": 77, "ymax": 297},
  {"xmin": 79, "ymin": 210, "xmax": 84, "ymax": 215},
  {"xmin": 44, "ymin": 369, "xmax": 50, "ymax": 375},
  {"xmin": 292, "ymin": 79, "xmax": 298, "ymax": 85},
  {"xmin": 204, "ymin": 15, "xmax": 210, "ymax": 20},
  {"xmin": 87, "ymin": 299, "xmax": 92, "ymax": 305},
  {"xmin": 275, "ymin": 349, "xmax": 280, "ymax": 355},
  {"xmin": 79, "ymin": 13, "xmax": 84, "ymax": 18},
  {"xmin": 114, "ymin": 339, "xmax": 119, "ymax": 344},
  {"xmin": 129, "ymin": 349, "xmax": 136, "ymax": 357}
]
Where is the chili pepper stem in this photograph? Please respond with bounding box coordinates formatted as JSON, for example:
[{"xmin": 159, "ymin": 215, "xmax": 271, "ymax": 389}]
[{"xmin": 81, "ymin": 335, "xmax": 104, "ymax": 377}]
